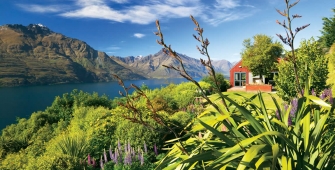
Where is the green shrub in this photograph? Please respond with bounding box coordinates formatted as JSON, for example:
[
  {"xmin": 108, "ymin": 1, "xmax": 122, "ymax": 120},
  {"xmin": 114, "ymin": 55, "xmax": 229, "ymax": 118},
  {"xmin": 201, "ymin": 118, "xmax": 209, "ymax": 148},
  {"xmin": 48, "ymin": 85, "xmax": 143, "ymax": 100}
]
[
  {"xmin": 0, "ymin": 151, "xmax": 29, "ymax": 170},
  {"xmin": 201, "ymin": 73, "xmax": 230, "ymax": 92},
  {"xmin": 111, "ymin": 107, "xmax": 163, "ymax": 151},
  {"xmin": 170, "ymin": 111, "xmax": 192, "ymax": 128},
  {"xmin": 27, "ymin": 153, "xmax": 83, "ymax": 170},
  {"xmin": 275, "ymin": 38, "xmax": 329, "ymax": 101},
  {"xmin": 327, "ymin": 43, "xmax": 335, "ymax": 92}
]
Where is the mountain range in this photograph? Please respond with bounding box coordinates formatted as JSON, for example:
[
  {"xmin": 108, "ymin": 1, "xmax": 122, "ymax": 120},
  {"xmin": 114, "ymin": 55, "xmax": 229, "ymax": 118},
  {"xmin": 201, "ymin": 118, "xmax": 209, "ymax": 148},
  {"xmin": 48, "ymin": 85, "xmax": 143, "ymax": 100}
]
[{"xmin": 0, "ymin": 24, "xmax": 233, "ymax": 87}]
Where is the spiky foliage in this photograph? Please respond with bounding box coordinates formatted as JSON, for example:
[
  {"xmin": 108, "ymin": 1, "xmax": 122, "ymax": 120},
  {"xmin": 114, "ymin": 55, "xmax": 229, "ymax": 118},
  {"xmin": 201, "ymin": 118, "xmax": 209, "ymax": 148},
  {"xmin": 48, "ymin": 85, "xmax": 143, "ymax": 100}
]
[{"xmin": 151, "ymin": 8, "xmax": 335, "ymax": 170}]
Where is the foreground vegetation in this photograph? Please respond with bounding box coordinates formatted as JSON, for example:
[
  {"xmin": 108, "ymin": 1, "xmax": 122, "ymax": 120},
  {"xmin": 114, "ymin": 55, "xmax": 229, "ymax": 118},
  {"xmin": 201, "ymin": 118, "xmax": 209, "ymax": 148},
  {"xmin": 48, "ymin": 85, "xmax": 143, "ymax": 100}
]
[{"xmin": 1, "ymin": 0, "xmax": 335, "ymax": 169}]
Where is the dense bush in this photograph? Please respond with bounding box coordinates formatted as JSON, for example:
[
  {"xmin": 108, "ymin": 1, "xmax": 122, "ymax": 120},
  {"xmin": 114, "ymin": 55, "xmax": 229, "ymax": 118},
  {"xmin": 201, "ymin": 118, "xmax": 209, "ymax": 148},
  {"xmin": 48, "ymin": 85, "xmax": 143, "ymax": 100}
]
[
  {"xmin": 275, "ymin": 38, "xmax": 329, "ymax": 101},
  {"xmin": 327, "ymin": 42, "xmax": 335, "ymax": 92},
  {"xmin": 201, "ymin": 73, "xmax": 231, "ymax": 92},
  {"xmin": 0, "ymin": 79, "xmax": 203, "ymax": 169}
]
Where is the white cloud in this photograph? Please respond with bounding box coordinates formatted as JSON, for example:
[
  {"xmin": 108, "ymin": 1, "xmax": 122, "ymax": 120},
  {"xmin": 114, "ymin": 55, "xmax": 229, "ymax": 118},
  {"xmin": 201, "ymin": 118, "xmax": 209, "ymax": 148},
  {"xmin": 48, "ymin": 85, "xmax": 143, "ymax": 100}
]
[
  {"xmin": 162, "ymin": 0, "xmax": 200, "ymax": 6},
  {"xmin": 111, "ymin": 0, "xmax": 129, "ymax": 3},
  {"xmin": 134, "ymin": 33, "xmax": 145, "ymax": 38},
  {"xmin": 200, "ymin": 0, "xmax": 256, "ymax": 26},
  {"xmin": 215, "ymin": 0, "xmax": 240, "ymax": 9},
  {"xmin": 17, "ymin": 0, "xmax": 256, "ymax": 26},
  {"xmin": 16, "ymin": 4, "xmax": 67, "ymax": 13},
  {"xmin": 61, "ymin": 5, "xmax": 127, "ymax": 22}
]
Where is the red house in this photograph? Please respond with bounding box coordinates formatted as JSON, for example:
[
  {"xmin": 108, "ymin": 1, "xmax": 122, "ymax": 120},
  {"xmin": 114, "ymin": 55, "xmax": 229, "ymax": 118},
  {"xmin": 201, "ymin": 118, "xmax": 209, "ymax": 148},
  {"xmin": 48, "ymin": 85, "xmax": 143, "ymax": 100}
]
[
  {"xmin": 229, "ymin": 60, "xmax": 250, "ymax": 87},
  {"xmin": 229, "ymin": 60, "xmax": 277, "ymax": 92}
]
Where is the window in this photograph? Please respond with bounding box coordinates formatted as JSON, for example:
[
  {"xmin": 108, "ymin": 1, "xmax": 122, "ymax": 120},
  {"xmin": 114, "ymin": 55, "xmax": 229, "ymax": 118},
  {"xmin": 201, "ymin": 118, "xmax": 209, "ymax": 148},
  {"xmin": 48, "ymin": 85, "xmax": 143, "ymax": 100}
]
[{"xmin": 234, "ymin": 72, "xmax": 246, "ymax": 86}]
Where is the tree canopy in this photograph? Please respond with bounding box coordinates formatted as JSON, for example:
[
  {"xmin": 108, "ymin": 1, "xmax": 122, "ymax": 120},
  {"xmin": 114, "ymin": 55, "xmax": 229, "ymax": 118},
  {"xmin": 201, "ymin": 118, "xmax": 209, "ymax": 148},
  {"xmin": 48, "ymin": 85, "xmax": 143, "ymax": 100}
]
[
  {"xmin": 241, "ymin": 34, "xmax": 283, "ymax": 80},
  {"xmin": 320, "ymin": 8, "xmax": 335, "ymax": 48}
]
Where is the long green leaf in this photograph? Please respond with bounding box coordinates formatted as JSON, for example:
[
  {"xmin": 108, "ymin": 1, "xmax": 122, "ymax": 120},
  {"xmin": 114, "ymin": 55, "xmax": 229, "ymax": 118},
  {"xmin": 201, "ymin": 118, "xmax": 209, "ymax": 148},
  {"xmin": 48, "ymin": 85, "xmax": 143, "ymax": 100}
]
[
  {"xmin": 197, "ymin": 118, "xmax": 235, "ymax": 146},
  {"xmin": 237, "ymin": 144, "xmax": 268, "ymax": 170},
  {"xmin": 181, "ymin": 151, "xmax": 217, "ymax": 164},
  {"xmin": 307, "ymin": 95, "xmax": 332, "ymax": 108},
  {"xmin": 302, "ymin": 104, "xmax": 311, "ymax": 152},
  {"xmin": 221, "ymin": 95, "xmax": 269, "ymax": 139},
  {"xmin": 272, "ymin": 143, "xmax": 280, "ymax": 170},
  {"xmin": 255, "ymin": 152, "xmax": 272, "ymax": 169},
  {"xmin": 209, "ymin": 131, "xmax": 297, "ymax": 169}
]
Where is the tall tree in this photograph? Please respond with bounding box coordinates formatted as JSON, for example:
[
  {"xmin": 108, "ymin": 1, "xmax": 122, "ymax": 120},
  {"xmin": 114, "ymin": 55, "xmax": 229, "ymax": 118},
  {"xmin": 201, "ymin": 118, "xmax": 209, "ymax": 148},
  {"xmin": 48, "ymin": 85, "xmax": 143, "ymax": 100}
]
[
  {"xmin": 320, "ymin": 8, "xmax": 335, "ymax": 48},
  {"xmin": 241, "ymin": 34, "xmax": 283, "ymax": 80}
]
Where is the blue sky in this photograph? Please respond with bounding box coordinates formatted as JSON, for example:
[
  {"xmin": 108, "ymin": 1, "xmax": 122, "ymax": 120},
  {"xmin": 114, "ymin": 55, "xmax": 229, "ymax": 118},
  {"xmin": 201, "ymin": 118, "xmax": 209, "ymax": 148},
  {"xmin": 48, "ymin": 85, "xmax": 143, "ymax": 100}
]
[{"xmin": 0, "ymin": 0, "xmax": 334, "ymax": 62}]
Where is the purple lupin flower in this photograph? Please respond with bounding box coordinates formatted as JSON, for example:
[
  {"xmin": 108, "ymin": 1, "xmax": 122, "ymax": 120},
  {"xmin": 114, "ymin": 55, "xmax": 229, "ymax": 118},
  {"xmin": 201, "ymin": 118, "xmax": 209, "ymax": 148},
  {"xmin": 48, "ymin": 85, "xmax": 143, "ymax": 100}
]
[
  {"xmin": 137, "ymin": 147, "xmax": 141, "ymax": 160},
  {"xmin": 311, "ymin": 89, "xmax": 316, "ymax": 96},
  {"xmin": 320, "ymin": 92, "xmax": 327, "ymax": 100},
  {"xmin": 125, "ymin": 142, "xmax": 128, "ymax": 153},
  {"xmin": 154, "ymin": 143, "xmax": 158, "ymax": 156},
  {"xmin": 140, "ymin": 152, "xmax": 144, "ymax": 165},
  {"xmin": 103, "ymin": 149, "xmax": 108, "ymax": 163},
  {"xmin": 87, "ymin": 154, "xmax": 91, "ymax": 165},
  {"xmin": 144, "ymin": 142, "xmax": 148, "ymax": 153},
  {"xmin": 290, "ymin": 98, "xmax": 298, "ymax": 117},
  {"xmin": 123, "ymin": 152, "xmax": 128, "ymax": 165},
  {"xmin": 128, "ymin": 141, "xmax": 131, "ymax": 153},
  {"xmin": 288, "ymin": 116, "xmax": 292, "ymax": 126},
  {"xmin": 100, "ymin": 156, "xmax": 104, "ymax": 170},
  {"xmin": 128, "ymin": 151, "xmax": 132, "ymax": 165},
  {"xmin": 132, "ymin": 147, "xmax": 136, "ymax": 158},
  {"xmin": 109, "ymin": 146, "xmax": 114, "ymax": 161},
  {"xmin": 283, "ymin": 103, "xmax": 289, "ymax": 112},
  {"xmin": 275, "ymin": 110, "xmax": 280, "ymax": 120},
  {"xmin": 328, "ymin": 89, "xmax": 333, "ymax": 105},
  {"xmin": 138, "ymin": 152, "xmax": 141, "ymax": 161},
  {"xmin": 118, "ymin": 139, "xmax": 122, "ymax": 152},
  {"xmin": 92, "ymin": 158, "xmax": 96, "ymax": 166},
  {"xmin": 115, "ymin": 148, "xmax": 118, "ymax": 164}
]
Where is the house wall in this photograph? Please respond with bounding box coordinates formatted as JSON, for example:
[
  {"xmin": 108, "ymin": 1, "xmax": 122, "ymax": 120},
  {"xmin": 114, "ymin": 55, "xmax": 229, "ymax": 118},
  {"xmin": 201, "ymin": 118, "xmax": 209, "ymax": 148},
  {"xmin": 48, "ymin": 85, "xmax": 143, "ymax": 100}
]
[
  {"xmin": 249, "ymin": 73, "xmax": 266, "ymax": 84},
  {"xmin": 229, "ymin": 60, "xmax": 250, "ymax": 87}
]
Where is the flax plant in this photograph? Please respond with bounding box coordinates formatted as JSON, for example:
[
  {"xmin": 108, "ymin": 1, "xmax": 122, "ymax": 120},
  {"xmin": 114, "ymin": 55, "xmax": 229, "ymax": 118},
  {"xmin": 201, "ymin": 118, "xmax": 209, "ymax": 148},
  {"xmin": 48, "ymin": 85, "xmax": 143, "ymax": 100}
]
[{"xmin": 152, "ymin": 7, "xmax": 335, "ymax": 170}]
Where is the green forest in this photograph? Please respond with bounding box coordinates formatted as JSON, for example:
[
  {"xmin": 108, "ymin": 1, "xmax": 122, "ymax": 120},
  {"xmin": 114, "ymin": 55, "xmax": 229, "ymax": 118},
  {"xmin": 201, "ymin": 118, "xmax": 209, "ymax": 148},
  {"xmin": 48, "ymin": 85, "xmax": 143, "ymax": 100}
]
[{"xmin": 1, "ymin": 0, "xmax": 335, "ymax": 169}]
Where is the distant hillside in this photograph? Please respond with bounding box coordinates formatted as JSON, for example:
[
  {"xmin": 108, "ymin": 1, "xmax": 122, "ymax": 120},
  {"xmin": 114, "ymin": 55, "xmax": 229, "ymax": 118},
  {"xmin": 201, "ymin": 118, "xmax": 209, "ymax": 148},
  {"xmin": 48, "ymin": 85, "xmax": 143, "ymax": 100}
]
[
  {"xmin": 212, "ymin": 59, "xmax": 233, "ymax": 75},
  {"xmin": 110, "ymin": 50, "xmax": 232, "ymax": 78},
  {"xmin": 0, "ymin": 24, "xmax": 144, "ymax": 86}
]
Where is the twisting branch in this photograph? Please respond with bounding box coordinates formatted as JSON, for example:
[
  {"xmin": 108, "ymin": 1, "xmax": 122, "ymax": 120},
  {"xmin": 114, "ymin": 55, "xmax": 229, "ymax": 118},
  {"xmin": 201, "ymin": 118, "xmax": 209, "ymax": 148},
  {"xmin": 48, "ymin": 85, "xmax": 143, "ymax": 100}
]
[
  {"xmin": 190, "ymin": 15, "xmax": 230, "ymax": 113},
  {"xmin": 154, "ymin": 18, "xmax": 229, "ymax": 115},
  {"xmin": 275, "ymin": 0, "xmax": 310, "ymax": 97},
  {"xmin": 112, "ymin": 74, "xmax": 189, "ymax": 155}
]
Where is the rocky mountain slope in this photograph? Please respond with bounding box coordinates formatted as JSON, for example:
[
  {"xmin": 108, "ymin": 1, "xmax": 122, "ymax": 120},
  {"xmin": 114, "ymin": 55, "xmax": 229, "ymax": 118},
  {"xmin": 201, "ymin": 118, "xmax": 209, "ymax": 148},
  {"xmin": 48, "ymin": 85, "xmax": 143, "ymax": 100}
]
[
  {"xmin": 0, "ymin": 24, "xmax": 144, "ymax": 86},
  {"xmin": 110, "ymin": 50, "xmax": 232, "ymax": 78}
]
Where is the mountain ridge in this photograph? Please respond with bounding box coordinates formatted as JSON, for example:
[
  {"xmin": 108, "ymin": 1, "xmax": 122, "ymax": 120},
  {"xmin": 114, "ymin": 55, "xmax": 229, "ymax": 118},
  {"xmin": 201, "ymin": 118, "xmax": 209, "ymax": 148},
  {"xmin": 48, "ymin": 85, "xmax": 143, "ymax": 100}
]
[
  {"xmin": 110, "ymin": 50, "xmax": 232, "ymax": 79},
  {"xmin": 0, "ymin": 24, "xmax": 233, "ymax": 87},
  {"xmin": 0, "ymin": 24, "xmax": 145, "ymax": 87}
]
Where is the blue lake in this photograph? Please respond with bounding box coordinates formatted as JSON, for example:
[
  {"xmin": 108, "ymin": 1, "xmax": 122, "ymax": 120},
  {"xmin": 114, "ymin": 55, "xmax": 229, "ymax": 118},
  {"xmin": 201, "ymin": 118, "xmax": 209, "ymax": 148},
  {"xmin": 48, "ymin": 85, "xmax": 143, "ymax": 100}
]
[{"xmin": 0, "ymin": 78, "xmax": 199, "ymax": 130}]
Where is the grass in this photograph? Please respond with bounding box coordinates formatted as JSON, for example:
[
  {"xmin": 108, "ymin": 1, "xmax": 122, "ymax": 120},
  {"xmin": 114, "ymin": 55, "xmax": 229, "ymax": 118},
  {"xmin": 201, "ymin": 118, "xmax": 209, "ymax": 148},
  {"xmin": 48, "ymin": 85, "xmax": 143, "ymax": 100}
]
[
  {"xmin": 223, "ymin": 91, "xmax": 283, "ymax": 110},
  {"xmin": 193, "ymin": 91, "xmax": 284, "ymax": 130}
]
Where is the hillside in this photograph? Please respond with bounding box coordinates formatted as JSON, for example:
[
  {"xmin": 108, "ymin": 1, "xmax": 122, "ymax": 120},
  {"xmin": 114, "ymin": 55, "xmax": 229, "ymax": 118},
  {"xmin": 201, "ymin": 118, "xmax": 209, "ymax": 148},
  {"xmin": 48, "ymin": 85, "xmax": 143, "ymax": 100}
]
[
  {"xmin": 110, "ymin": 50, "xmax": 232, "ymax": 78},
  {"xmin": 0, "ymin": 24, "xmax": 144, "ymax": 87}
]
